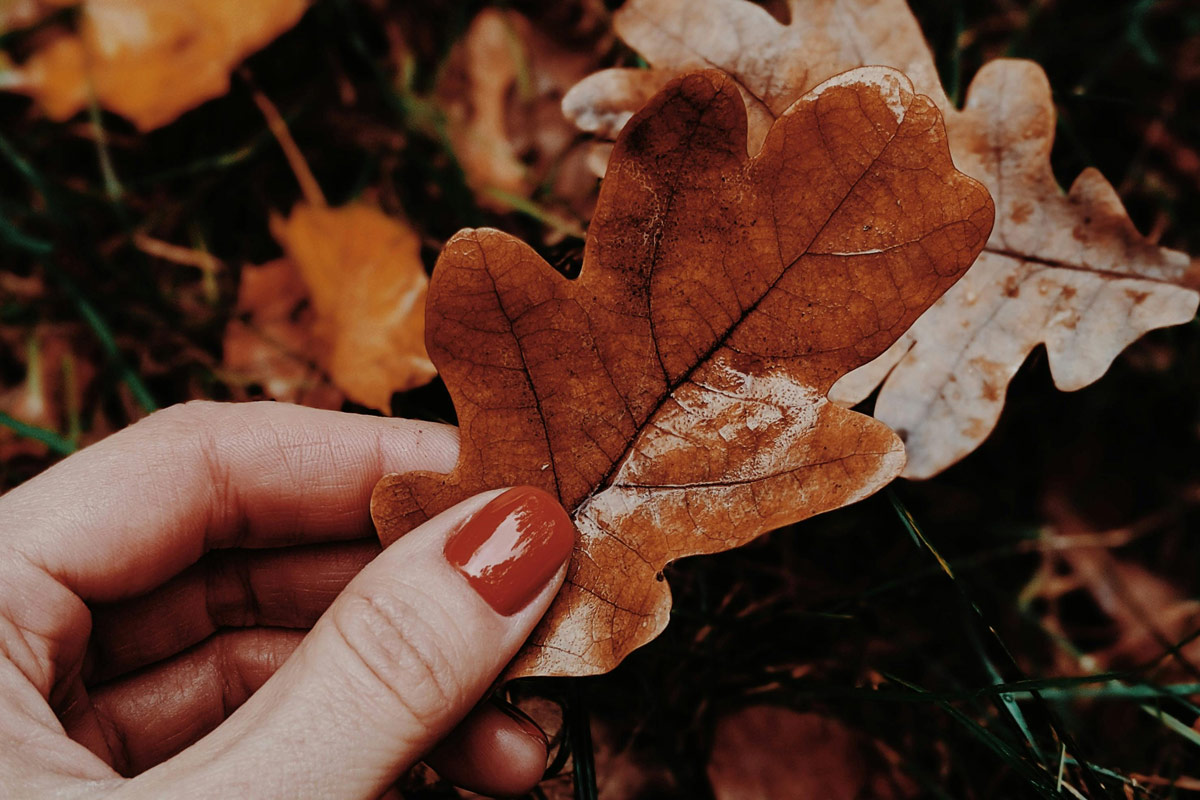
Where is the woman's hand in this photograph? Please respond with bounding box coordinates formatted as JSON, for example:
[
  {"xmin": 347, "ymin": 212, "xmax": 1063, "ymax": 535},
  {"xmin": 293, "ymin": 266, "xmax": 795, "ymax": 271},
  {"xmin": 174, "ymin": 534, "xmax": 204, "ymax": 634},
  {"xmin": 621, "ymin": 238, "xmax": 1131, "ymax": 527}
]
[{"xmin": 0, "ymin": 401, "xmax": 572, "ymax": 799}]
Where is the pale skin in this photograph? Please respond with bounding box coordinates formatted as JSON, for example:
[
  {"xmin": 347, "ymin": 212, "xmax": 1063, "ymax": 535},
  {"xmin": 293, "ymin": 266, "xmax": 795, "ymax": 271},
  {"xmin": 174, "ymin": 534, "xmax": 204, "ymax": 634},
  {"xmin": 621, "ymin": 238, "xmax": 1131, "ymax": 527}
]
[{"xmin": 0, "ymin": 401, "xmax": 564, "ymax": 799}]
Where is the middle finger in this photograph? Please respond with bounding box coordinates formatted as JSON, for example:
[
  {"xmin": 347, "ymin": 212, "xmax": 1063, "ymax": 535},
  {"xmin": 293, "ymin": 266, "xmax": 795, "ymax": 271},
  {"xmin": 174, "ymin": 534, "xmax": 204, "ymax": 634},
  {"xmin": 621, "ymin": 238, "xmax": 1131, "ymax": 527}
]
[{"xmin": 86, "ymin": 538, "xmax": 380, "ymax": 682}]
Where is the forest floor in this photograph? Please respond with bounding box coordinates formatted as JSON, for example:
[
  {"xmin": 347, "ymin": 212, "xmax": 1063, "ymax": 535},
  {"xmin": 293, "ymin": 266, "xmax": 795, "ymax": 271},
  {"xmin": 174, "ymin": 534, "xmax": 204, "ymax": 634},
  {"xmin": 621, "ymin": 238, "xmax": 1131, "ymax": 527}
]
[{"xmin": 2, "ymin": 1, "xmax": 1200, "ymax": 797}]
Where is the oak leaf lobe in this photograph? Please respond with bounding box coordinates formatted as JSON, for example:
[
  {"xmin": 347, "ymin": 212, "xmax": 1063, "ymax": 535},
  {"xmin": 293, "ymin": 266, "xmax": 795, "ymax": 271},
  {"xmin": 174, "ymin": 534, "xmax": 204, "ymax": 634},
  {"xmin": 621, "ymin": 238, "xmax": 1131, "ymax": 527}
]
[{"xmin": 373, "ymin": 68, "xmax": 993, "ymax": 677}]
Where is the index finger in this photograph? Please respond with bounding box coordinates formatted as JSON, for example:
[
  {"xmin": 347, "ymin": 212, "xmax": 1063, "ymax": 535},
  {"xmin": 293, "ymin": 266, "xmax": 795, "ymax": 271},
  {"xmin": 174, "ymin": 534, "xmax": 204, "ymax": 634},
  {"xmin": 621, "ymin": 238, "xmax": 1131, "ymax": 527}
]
[{"xmin": 0, "ymin": 401, "xmax": 458, "ymax": 602}]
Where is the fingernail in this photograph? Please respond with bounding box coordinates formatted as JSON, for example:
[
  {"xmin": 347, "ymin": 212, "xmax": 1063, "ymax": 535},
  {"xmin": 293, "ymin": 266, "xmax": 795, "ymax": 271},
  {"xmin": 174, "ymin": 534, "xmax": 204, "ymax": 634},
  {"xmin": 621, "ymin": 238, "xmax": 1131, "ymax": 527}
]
[
  {"xmin": 494, "ymin": 699, "xmax": 548, "ymax": 748},
  {"xmin": 444, "ymin": 487, "xmax": 574, "ymax": 616}
]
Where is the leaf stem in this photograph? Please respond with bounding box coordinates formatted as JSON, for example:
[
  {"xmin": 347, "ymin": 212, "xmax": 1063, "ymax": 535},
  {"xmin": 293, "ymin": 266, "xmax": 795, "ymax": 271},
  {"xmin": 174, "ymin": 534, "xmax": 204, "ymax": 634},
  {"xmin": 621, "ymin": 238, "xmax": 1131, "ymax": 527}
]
[
  {"xmin": 85, "ymin": 87, "xmax": 124, "ymax": 204},
  {"xmin": 242, "ymin": 69, "xmax": 328, "ymax": 208}
]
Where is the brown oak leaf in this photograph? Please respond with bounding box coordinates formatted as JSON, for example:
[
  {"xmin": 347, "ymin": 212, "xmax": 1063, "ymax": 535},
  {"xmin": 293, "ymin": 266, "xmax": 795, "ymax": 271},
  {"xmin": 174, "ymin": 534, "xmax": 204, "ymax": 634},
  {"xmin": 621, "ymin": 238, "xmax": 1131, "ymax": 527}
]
[
  {"xmin": 564, "ymin": 0, "xmax": 1200, "ymax": 478},
  {"xmin": 0, "ymin": 0, "xmax": 308, "ymax": 131},
  {"xmin": 372, "ymin": 68, "xmax": 993, "ymax": 676}
]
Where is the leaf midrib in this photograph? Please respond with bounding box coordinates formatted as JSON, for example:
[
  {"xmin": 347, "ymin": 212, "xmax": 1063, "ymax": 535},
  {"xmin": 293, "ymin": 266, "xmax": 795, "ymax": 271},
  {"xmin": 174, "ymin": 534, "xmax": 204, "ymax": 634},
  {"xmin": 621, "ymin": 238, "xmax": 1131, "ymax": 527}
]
[{"xmin": 575, "ymin": 92, "xmax": 908, "ymax": 514}]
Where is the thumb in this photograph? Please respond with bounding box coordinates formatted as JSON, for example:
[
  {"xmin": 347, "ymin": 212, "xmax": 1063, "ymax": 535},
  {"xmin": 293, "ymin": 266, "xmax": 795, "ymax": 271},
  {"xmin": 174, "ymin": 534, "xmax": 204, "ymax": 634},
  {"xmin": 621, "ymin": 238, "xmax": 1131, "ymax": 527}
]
[{"xmin": 128, "ymin": 487, "xmax": 574, "ymax": 800}]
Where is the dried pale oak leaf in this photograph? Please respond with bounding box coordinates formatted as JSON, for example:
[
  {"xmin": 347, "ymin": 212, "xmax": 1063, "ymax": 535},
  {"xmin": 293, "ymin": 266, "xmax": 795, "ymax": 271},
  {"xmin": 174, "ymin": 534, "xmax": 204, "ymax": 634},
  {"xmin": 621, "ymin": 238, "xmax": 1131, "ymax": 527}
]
[
  {"xmin": 373, "ymin": 69, "xmax": 993, "ymax": 676},
  {"xmin": 270, "ymin": 203, "xmax": 436, "ymax": 413},
  {"xmin": 0, "ymin": 0, "xmax": 308, "ymax": 131},
  {"xmin": 565, "ymin": 0, "xmax": 1200, "ymax": 478}
]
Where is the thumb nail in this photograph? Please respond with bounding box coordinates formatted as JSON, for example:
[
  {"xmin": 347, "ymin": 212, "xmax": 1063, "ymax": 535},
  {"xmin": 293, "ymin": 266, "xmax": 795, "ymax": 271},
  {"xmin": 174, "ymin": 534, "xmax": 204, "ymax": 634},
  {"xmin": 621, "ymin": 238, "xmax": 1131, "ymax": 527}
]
[{"xmin": 444, "ymin": 487, "xmax": 574, "ymax": 616}]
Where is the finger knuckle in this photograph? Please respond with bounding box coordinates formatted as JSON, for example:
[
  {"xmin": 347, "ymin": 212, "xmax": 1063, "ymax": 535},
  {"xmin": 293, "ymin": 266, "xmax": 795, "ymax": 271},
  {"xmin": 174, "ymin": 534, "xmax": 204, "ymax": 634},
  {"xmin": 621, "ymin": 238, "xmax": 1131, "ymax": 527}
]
[
  {"xmin": 135, "ymin": 402, "xmax": 242, "ymax": 547},
  {"xmin": 139, "ymin": 400, "xmax": 223, "ymax": 432},
  {"xmin": 330, "ymin": 588, "xmax": 466, "ymax": 728}
]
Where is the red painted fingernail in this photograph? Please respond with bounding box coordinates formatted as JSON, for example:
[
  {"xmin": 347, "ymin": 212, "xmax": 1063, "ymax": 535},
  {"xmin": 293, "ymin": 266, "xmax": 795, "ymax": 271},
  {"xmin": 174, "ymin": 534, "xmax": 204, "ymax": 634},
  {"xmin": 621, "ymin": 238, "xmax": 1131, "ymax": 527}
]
[{"xmin": 444, "ymin": 487, "xmax": 574, "ymax": 616}]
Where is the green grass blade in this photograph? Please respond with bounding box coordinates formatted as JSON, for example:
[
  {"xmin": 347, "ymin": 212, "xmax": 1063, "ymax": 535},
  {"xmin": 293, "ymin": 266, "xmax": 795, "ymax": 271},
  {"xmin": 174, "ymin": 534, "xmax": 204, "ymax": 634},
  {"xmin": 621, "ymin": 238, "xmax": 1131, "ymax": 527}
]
[
  {"xmin": 887, "ymin": 490, "xmax": 1114, "ymax": 798},
  {"xmin": 0, "ymin": 215, "xmax": 54, "ymax": 255},
  {"xmin": 42, "ymin": 261, "xmax": 158, "ymax": 413},
  {"xmin": 1141, "ymin": 705, "xmax": 1200, "ymax": 750},
  {"xmin": 0, "ymin": 411, "xmax": 76, "ymax": 455}
]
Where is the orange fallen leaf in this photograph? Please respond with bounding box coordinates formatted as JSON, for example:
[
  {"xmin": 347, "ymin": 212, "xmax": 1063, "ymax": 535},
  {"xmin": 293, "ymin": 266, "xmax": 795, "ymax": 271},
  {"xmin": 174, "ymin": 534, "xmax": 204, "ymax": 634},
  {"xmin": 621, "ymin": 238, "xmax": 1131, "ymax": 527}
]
[
  {"xmin": 270, "ymin": 202, "xmax": 436, "ymax": 413},
  {"xmin": 221, "ymin": 258, "xmax": 342, "ymax": 409},
  {"xmin": 436, "ymin": 8, "xmax": 599, "ymax": 225},
  {"xmin": 707, "ymin": 706, "xmax": 917, "ymax": 800},
  {"xmin": 237, "ymin": 79, "xmax": 434, "ymax": 413},
  {"xmin": 2, "ymin": 0, "xmax": 309, "ymax": 131},
  {"xmin": 564, "ymin": 0, "xmax": 1200, "ymax": 479},
  {"xmin": 373, "ymin": 69, "xmax": 992, "ymax": 677}
]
